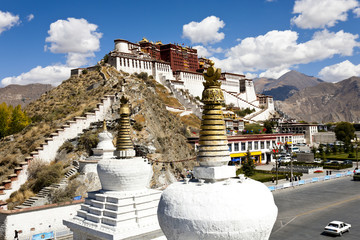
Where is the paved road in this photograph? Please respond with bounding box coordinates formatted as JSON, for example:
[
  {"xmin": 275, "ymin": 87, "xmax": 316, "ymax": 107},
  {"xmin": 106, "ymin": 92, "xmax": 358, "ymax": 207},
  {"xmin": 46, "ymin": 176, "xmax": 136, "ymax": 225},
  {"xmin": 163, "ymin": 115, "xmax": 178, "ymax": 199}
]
[{"xmin": 270, "ymin": 177, "xmax": 360, "ymax": 239}]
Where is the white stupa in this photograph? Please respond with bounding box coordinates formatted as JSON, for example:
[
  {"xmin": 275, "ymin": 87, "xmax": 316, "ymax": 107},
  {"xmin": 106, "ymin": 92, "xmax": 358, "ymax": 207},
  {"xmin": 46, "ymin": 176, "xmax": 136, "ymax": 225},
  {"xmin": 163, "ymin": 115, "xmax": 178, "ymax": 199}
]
[
  {"xmin": 79, "ymin": 120, "xmax": 116, "ymax": 174},
  {"xmin": 64, "ymin": 97, "xmax": 162, "ymax": 240},
  {"xmin": 157, "ymin": 63, "xmax": 278, "ymax": 240}
]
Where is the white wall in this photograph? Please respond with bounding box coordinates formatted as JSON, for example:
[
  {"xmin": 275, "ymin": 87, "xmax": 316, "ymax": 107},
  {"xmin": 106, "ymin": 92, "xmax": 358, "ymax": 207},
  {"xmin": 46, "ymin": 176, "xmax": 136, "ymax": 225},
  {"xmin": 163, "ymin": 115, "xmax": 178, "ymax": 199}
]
[{"xmin": 0, "ymin": 201, "xmax": 82, "ymax": 240}]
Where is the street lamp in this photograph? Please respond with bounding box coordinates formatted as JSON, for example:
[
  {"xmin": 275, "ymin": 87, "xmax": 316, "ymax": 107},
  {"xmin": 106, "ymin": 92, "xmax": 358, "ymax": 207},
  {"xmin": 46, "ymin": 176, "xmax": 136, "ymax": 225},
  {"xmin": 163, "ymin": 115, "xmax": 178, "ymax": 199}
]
[
  {"xmin": 272, "ymin": 143, "xmax": 280, "ymax": 185},
  {"xmin": 355, "ymin": 137, "xmax": 359, "ymax": 169}
]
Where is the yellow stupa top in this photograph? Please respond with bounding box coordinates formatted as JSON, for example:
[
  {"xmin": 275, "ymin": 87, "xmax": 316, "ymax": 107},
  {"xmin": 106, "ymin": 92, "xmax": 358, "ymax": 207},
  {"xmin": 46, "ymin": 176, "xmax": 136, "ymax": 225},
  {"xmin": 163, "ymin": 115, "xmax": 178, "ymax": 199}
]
[{"xmin": 116, "ymin": 96, "xmax": 133, "ymax": 151}]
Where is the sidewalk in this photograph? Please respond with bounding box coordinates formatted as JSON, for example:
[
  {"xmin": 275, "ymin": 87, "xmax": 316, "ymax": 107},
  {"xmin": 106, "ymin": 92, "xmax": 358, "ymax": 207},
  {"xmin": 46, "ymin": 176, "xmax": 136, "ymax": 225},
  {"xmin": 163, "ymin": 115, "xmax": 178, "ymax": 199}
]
[{"xmin": 256, "ymin": 164, "xmax": 354, "ymax": 188}]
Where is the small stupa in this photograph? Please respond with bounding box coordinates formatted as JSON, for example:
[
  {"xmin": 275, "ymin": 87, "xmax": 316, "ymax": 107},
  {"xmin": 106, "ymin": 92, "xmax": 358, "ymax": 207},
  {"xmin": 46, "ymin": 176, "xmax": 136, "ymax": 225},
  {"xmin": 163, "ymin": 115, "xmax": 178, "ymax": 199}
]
[
  {"xmin": 64, "ymin": 96, "xmax": 162, "ymax": 239},
  {"xmin": 79, "ymin": 120, "xmax": 116, "ymax": 174},
  {"xmin": 157, "ymin": 62, "xmax": 278, "ymax": 240}
]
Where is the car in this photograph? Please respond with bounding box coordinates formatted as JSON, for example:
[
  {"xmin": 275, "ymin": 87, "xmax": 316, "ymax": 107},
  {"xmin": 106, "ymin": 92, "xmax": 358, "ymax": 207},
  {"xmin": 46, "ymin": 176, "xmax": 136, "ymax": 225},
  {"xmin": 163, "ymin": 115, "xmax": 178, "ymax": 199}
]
[
  {"xmin": 331, "ymin": 160, "xmax": 339, "ymax": 164},
  {"xmin": 343, "ymin": 160, "xmax": 353, "ymax": 165},
  {"xmin": 353, "ymin": 169, "xmax": 360, "ymax": 181},
  {"xmin": 314, "ymin": 158, "xmax": 322, "ymax": 163},
  {"xmin": 323, "ymin": 221, "xmax": 351, "ymax": 236}
]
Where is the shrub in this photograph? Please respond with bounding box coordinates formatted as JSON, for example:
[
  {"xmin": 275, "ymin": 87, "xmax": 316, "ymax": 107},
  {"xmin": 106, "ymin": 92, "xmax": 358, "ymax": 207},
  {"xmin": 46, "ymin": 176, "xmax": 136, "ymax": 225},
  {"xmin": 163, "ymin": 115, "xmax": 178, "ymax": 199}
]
[
  {"xmin": 78, "ymin": 131, "xmax": 99, "ymax": 154},
  {"xmin": 58, "ymin": 141, "xmax": 74, "ymax": 153},
  {"xmin": 28, "ymin": 162, "xmax": 64, "ymax": 193},
  {"xmin": 133, "ymin": 122, "xmax": 143, "ymax": 131},
  {"xmin": 82, "ymin": 69, "xmax": 88, "ymax": 75}
]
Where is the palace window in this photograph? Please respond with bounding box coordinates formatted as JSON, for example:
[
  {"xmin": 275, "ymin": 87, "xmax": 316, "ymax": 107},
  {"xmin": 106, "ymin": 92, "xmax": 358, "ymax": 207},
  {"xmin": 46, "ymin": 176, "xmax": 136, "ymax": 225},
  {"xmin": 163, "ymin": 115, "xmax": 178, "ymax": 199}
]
[
  {"xmin": 260, "ymin": 141, "xmax": 265, "ymax": 149},
  {"xmin": 248, "ymin": 142, "xmax": 252, "ymax": 150},
  {"xmin": 241, "ymin": 142, "xmax": 246, "ymax": 151},
  {"xmin": 234, "ymin": 143, "xmax": 239, "ymax": 151},
  {"xmin": 228, "ymin": 143, "xmax": 232, "ymax": 152},
  {"xmin": 254, "ymin": 141, "xmax": 259, "ymax": 150}
]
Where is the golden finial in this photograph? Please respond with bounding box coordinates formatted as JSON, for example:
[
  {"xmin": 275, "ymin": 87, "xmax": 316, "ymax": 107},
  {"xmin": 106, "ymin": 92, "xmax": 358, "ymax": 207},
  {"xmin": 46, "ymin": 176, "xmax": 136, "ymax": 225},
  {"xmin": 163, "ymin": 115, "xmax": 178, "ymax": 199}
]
[
  {"xmin": 116, "ymin": 96, "xmax": 133, "ymax": 152},
  {"xmin": 201, "ymin": 61, "xmax": 224, "ymax": 104},
  {"xmin": 103, "ymin": 119, "xmax": 107, "ymax": 131}
]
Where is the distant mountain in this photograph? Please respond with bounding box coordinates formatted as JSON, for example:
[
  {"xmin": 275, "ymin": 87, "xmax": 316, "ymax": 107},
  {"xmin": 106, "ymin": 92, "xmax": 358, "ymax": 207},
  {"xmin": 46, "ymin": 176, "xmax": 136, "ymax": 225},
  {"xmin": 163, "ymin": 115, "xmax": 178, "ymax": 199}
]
[
  {"xmin": 0, "ymin": 83, "xmax": 53, "ymax": 107},
  {"xmin": 276, "ymin": 76, "xmax": 360, "ymax": 123},
  {"xmin": 253, "ymin": 70, "xmax": 323, "ymax": 100}
]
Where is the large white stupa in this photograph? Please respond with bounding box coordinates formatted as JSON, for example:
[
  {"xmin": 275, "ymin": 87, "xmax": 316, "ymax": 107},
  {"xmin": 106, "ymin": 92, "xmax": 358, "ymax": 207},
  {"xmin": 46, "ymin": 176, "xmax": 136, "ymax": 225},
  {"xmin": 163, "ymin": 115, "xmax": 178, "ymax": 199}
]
[
  {"xmin": 64, "ymin": 97, "xmax": 162, "ymax": 240},
  {"xmin": 157, "ymin": 63, "xmax": 278, "ymax": 240}
]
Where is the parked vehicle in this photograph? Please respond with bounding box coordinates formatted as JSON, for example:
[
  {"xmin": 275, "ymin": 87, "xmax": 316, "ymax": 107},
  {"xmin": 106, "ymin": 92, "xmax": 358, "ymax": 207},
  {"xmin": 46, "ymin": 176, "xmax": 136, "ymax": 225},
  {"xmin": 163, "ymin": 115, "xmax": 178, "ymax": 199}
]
[
  {"xmin": 323, "ymin": 221, "xmax": 351, "ymax": 236},
  {"xmin": 353, "ymin": 169, "xmax": 360, "ymax": 181},
  {"xmin": 343, "ymin": 160, "xmax": 353, "ymax": 165}
]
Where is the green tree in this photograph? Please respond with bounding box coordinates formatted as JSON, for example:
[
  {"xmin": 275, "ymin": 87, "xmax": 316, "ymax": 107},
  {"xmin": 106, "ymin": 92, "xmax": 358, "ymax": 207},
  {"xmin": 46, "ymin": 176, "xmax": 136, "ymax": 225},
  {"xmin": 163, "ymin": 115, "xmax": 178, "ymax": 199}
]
[
  {"xmin": 334, "ymin": 122, "xmax": 355, "ymax": 145},
  {"xmin": 242, "ymin": 150, "xmax": 255, "ymax": 176},
  {"xmin": 0, "ymin": 102, "xmax": 11, "ymax": 138},
  {"xmin": 8, "ymin": 105, "xmax": 31, "ymax": 134},
  {"xmin": 263, "ymin": 120, "xmax": 275, "ymax": 133},
  {"xmin": 332, "ymin": 143, "xmax": 338, "ymax": 154},
  {"xmin": 244, "ymin": 123, "xmax": 263, "ymax": 134}
]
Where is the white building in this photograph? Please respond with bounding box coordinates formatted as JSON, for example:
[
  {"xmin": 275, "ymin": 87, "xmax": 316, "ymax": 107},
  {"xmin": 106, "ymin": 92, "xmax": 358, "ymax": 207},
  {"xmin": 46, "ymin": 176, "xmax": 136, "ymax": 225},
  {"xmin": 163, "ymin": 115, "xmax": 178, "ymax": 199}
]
[{"xmin": 104, "ymin": 38, "xmax": 275, "ymax": 122}]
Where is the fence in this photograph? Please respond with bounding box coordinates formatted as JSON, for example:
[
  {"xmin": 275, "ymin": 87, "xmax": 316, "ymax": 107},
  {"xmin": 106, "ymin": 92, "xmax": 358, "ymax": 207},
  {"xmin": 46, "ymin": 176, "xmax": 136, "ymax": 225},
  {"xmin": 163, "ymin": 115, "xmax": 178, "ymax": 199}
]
[{"xmin": 268, "ymin": 171, "xmax": 353, "ymax": 191}]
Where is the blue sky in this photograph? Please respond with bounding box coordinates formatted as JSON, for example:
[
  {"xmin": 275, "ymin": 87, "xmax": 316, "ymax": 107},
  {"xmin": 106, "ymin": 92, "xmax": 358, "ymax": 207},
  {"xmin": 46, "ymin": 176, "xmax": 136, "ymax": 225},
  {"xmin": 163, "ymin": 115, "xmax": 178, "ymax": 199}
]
[{"xmin": 1, "ymin": 0, "xmax": 360, "ymax": 87}]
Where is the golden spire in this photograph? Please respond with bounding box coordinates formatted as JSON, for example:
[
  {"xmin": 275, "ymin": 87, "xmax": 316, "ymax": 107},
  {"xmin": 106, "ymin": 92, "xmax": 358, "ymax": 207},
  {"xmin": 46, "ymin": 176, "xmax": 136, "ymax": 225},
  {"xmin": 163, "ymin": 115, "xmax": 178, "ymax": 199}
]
[
  {"xmin": 197, "ymin": 62, "xmax": 230, "ymax": 166},
  {"xmin": 103, "ymin": 119, "xmax": 107, "ymax": 131},
  {"xmin": 116, "ymin": 96, "xmax": 134, "ymax": 152}
]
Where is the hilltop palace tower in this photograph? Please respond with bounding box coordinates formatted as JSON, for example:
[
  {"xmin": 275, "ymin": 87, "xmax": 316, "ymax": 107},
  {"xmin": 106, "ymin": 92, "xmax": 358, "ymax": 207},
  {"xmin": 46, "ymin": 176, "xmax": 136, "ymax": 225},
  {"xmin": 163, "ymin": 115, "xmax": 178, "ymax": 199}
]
[
  {"xmin": 157, "ymin": 63, "xmax": 278, "ymax": 240},
  {"xmin": 64, "ymin": 97, "xmax": 162, "ymax": 240}
]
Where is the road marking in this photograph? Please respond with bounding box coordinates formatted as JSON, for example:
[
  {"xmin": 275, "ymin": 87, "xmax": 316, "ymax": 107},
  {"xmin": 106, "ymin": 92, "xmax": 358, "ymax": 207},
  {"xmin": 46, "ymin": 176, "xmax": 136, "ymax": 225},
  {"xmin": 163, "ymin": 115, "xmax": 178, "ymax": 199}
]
[
  {"xmin": 273, "ymin": 195, "xmax": 360, "ymax": 234},
  {"xmin": 295, "ymin": 195, "xmax": 360, "ymax": 218}
]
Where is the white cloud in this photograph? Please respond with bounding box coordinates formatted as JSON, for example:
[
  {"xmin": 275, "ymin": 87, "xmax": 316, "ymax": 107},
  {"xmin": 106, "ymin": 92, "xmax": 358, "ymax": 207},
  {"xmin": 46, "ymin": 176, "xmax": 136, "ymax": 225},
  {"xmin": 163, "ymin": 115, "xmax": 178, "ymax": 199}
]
[
  {"xmin": 211, "ymin": 29, "xmax": 359, "ymax": 77},
  {"xmin": 0, "ymin": 11, "xmax": 20, "ymax": 34},
  {"xmin": 45, "ymin": 17, "xmax": 102, "ymax": 67},
  {"xmin": 259, "ymin": 67, "xmax": 291, "ymax": 79},
  {"xmin": 194, "ymin": 45, "xmax": 224, "ymax": 57},
  {"xmin": 182, "ymin": 16, "xmax": 225, "ymax": 45},
  {"xmin": 291, "ymin": 0, "xmax": 359, "ymax": 29},
  {"xmin": 244, "ymin": 72, "xmax": 258, "ymax": 79},
  {"xmin": 319, "ymin": 60, "xmax": 360, "ymax": 82},
  {"xmin": 27, "ymin": 14, "xmax": 34, "ymax": 22},
  {"xmin": 1, "ymin": 65, "xmax": 71, "ymax": 86},
  {"xmin": 193, "ymin": 45, "xmax": 211, "ymax": 57},
  {"xmin": 354, "ymin": 7, "xmax": 360, "ymax": 17},
  {"xmin": 1, "ymin": 17, "xmax": 103, "ymax": 86}
]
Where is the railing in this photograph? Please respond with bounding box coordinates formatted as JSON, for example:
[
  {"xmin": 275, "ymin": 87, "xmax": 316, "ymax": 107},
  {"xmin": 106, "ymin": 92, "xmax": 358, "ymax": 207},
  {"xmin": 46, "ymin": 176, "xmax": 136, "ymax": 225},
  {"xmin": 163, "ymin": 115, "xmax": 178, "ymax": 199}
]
[{"xmin": 268, "ymin": 171, "xmax": 353, "ymax": 191}]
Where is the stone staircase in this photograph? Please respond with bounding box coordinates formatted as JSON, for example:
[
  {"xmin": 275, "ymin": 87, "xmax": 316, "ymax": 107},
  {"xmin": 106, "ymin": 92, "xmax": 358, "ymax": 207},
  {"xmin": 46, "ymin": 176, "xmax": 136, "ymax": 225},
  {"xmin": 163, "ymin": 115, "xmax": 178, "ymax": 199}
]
[
  {"xmin": 223, "ymin": 90, "xmax": 259, "ymax": 109},
  {"xmin": 14, "ymin": 164, "xmax": 79, "ymax": 209},
  {"xmin": 165, "ymin": 79, "xmax": 203, "ymax": 118}
]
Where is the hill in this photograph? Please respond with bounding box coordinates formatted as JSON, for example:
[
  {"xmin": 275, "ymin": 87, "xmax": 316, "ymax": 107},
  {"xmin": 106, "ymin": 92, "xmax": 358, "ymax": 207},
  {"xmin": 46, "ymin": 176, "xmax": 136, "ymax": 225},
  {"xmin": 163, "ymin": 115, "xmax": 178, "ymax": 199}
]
[
  {"xmin": 254, "ymin": 70, "xmax": 323, "ymax": 100},
  {"xmin": 1, "ymin": 66, "xmax": 199, "ymax": 207},
  {"xmin": 276, "ymin": 76, "xmax": 360, "ymax": 123},
  {"xmin": 0, "ymin": 84, "xmax": 53, "ymax": 107}
]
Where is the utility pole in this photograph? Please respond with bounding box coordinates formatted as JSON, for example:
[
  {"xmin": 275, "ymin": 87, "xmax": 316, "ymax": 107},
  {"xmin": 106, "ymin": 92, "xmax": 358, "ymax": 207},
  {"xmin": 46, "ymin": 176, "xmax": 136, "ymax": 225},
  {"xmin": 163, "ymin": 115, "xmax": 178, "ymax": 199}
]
[{"xmin": 273, "ymin": 144, "xmax": 279, "ymax": 185}]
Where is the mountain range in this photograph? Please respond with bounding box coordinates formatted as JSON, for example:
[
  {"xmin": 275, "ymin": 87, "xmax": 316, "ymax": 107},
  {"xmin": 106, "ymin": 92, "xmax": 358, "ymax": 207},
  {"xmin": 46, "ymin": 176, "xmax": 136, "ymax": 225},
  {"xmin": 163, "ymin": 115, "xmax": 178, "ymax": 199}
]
[
  {"xmin": 0, "ymin": 84, "xmax": 53, "ymax": 107},
  {"xmin": 253, "ymin": 70, "xmax": 323, "ymax": 101},
  {"xmin": 277, "ymin": 76, "xmax": 360, "ymax": 123}
]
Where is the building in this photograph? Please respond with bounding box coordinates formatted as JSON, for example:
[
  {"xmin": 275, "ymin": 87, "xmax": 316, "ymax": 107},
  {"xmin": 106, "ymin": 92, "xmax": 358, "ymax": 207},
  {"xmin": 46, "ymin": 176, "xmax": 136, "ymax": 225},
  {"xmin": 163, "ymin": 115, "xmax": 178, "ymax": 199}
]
[
  {"xmin": 189, "ymin": 133, "xmax": 305, "ymax": 165},
  {"xmin": 278, "ymin": 122, "xmax": 318, "ymax": 145},
  {"xmin": 104, "ymin": 38, "xmax": 275, "ymax": 122}
]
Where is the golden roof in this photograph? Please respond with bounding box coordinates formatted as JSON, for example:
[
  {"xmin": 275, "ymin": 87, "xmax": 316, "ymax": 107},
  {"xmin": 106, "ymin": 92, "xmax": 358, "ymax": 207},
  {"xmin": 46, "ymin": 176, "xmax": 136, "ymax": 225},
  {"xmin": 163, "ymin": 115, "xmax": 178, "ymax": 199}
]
[{"xmin": 139, "ymin": 37, "xmax": 149, "ymax": 43}]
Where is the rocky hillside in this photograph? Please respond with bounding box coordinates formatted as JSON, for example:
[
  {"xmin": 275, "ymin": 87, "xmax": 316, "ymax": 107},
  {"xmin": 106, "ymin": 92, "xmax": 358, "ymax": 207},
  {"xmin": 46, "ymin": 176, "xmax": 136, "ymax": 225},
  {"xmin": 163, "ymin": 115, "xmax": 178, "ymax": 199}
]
[
  {"xmin": 0, "ymin": 66, "xmax": 199, "ymax": 191},
  {"xmin": 254, "ymin": 70, "xmax": 323, "ymax": 100},
  {"xmin": 276, "ymin": 76, "xmax": 360, "ymax": 123},
  {"xmin": 0, "ymin": 84, "xmax": 53, "ymax": 107}
]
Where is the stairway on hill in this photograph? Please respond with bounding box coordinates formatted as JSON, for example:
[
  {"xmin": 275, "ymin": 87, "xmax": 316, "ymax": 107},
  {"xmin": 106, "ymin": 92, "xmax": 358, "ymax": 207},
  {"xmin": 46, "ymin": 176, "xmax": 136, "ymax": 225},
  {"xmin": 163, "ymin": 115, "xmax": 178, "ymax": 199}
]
[{"xmin": 14, "ymin": 164, "xmax": 79, "ymax": 209}]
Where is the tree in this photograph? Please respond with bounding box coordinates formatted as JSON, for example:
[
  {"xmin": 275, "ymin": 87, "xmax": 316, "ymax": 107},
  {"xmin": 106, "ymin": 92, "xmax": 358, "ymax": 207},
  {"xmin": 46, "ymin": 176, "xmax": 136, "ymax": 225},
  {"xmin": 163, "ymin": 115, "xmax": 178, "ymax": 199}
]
[
  {"xmin": 0, "ymin": 102, "xmax": 11, "ymax": 138},
  {"xmin": 242, "ymin": 150, "xmax": 255, "ymax": 176},
  {"xmin": 263, "ymin": 120, "xmax": 275, "ymax": 133},
  {"xmin": 334, "ymin": 122, "xmax": 355, "ymax": 145},
  {"xmin": 8, "ymin": 105, "xmax": 30, "ymax": 135}
]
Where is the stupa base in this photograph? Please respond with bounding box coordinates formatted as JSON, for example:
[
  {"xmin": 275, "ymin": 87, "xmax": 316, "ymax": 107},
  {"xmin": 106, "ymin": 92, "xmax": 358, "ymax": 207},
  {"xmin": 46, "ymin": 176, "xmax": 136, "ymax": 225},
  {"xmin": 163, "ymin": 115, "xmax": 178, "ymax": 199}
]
[{"xmin": 64, "ymin": 189, "xmax": 162, "ymax": 240}]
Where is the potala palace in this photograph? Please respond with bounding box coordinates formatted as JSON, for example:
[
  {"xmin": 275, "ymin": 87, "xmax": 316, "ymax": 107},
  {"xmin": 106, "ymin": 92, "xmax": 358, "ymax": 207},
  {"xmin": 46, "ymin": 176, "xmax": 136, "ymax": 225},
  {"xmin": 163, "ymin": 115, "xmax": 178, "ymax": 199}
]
[{"xmin": 105, "ymin": 38, "xmax": 274, "ymax": 122}]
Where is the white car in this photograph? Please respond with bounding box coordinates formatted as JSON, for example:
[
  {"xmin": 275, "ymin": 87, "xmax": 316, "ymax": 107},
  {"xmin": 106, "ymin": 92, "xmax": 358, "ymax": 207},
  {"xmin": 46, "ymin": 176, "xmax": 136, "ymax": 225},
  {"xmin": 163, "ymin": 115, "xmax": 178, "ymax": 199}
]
[{"xmin": 323, "ymin": 221, "xmax": 351, "ymax": 236}]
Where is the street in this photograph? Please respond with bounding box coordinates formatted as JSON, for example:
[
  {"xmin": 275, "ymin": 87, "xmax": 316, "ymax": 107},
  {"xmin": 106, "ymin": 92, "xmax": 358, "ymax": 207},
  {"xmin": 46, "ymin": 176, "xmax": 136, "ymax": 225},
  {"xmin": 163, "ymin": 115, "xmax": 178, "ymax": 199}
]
[{"xmin": 270, "ymin": 177, "xmax": 360, "ymax": 239}]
